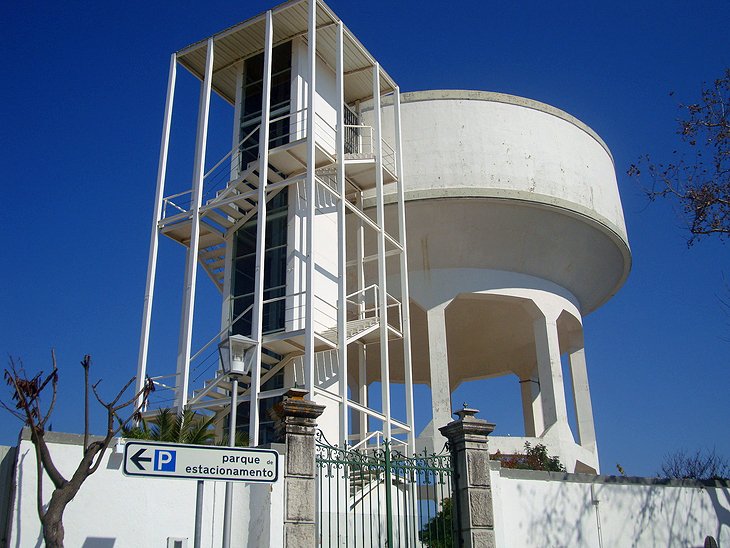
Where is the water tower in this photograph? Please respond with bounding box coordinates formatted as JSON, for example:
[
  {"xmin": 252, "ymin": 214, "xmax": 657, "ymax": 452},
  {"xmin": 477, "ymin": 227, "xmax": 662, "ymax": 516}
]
[{"xmin": 359, "ymin": 91, "xmax": 631, "ymax": 473}]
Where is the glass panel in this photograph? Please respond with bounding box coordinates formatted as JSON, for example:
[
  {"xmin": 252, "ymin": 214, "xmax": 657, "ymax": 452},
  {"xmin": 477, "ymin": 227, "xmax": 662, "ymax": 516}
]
[
  {"xmin": 239, "ymin": 41, "xmax": 292, "ymax": 165},
  {"xmin": 232, "ymin": 189, "xmax": 289, "ymax": 337}
]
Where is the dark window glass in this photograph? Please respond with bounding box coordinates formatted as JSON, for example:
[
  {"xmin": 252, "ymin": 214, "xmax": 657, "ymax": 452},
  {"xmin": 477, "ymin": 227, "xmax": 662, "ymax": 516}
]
[
  {"xmin": 232, "ymin": 189, "xmax": 288, "ymax": 337},
  {"xmin": 344, "ymin": 103, "xmax": 359, "ymax": 154},
  {"xmin": 240, "ymin": 42, "xmax": 292, "ymax": 166},
  {"xmin": 231, "ymin": 393, "xmax": 284, "ymax": 445}
]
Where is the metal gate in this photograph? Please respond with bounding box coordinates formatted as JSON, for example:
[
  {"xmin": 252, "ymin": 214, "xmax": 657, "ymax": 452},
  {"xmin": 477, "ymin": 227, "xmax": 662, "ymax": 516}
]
[{"xmin": 315, "ymin": 431, "xmax": 455, "ymax": 547}]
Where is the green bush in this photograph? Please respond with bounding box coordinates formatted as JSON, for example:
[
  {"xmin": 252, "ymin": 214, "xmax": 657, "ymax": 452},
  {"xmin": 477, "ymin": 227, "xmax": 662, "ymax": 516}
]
[{"xmin": 492, "ymin": 442, "xmax": 566, "ymax": 472}]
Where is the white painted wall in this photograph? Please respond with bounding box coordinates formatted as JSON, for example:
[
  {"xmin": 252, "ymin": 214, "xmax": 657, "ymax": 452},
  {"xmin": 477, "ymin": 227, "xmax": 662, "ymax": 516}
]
[
  {"xmin": 7, "ymin": 435, "xmax": 727, "ymax": 547},
  {"xmin": 286, "ymin": 38, "xmax": 340, "ymax": 334},
  {"xmin": 490, "ymin": 466, "xmax": 730, "ymax": 547},
  {"xmin": 228, "ymin": 38, "xmax": 340, "ymax": 336},
  {"xmin": 6, "ymin": 434, "xmax": 283, "ymax": 548},
  {"xmin": 288, "ymin": 349, "xmax": 341, "ymax": 443}
]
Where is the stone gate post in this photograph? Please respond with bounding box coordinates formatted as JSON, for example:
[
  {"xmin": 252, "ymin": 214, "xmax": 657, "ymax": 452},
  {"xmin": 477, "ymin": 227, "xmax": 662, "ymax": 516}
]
[
  {"xmin": 275, "ymin": 388, "xmax": 325, "ymax": 547},
  {"xmin": 439, "ymin": 406, "xmax": 496, "ymax": 548}
]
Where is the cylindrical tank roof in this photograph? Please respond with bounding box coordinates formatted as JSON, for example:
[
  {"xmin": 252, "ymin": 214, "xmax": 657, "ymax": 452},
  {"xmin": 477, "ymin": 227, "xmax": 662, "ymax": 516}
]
[{"xmin": 363, "ymin": 90, "xmax": 632, "ymax": 314}]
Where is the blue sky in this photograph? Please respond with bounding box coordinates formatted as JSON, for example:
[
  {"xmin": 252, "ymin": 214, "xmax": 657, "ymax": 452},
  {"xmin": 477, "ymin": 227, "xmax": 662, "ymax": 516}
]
[{"xmin": 1, "ymin": 0, "xmax": 728, "ymax": 477}]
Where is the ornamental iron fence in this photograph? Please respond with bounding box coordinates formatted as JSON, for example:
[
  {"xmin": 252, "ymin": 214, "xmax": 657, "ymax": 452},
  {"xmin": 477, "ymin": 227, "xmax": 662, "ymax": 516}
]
[{"xmin": 315, "ymin": 431, "xmax": 455, "ymax": 547}]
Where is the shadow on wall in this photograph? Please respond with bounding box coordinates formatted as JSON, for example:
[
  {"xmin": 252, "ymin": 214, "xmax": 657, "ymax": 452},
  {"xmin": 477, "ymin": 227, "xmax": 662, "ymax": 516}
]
[
  {"xmin": 13, "ymin": 449, "xmax": 43, "ymax": 548},
  {"xmin": 517, "ymin": 476, "xmax": 595, "ymax": 547},
  {"xmin": 0, "ymin": 446, "xmax": 18, "ymax": 548},
  {"xmin": 705, "ymin": 487, "xmax": 730, "ymax": 545},
  {"xmin": 82, "ymin": 539, "xmax": 116, "ymax": 548},
  {"xmin": 513, "ymin": 475, "xmax": 730, "ymax": 547}
]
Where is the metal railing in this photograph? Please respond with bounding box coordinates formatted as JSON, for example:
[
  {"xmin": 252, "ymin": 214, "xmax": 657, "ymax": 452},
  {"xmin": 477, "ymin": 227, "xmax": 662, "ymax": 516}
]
[
  {"xmin": 344, "ymin": 124, "xmax": 397, "ymax": 174},
  {"xmin": 316, "ymin": 431, "xmax": 455, "ymax": 547},
  {"xmin": 161, "ymin": 115, "xmax": 396, "ymax": 223},
  {"xmin": 161, "ymin": 108, "xmax": 342, "ymax": 220},
  {"xmin": 344, "ymin": 285, "xmax": 402, "ymax": 335}
]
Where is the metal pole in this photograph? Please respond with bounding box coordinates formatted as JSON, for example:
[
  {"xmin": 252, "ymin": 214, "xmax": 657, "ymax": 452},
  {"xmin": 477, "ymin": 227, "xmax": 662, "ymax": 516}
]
[
  {"xmin": 393, "ymin": 87, "xmax": 416, "ymax": 456},
  {"xmin": 248, "ymin": 8, "xmax": 274, "ymax": 448},
  {"xmin": 135, "ymin": 52, "xmax": 177, "ymax": 408},
  {"xmin": 335, "ymin": 20, "xmax": 348, "ymax": 448},
  {"xmin": 222, "ymin": 375, "xmax": 239, "ymax": 548},
  {"xmin": 304, "ymin": 0, "xmax": 317, "ymax": 397},
  {"xmin": 372, "ymin": 65, "xmax": 391, "ymax": 440},
  {"xmin": 384, "ymin": 440, "xmax": 394, "ymax": 547},
  {"xmin": 194, "ymin": 480, "xmax": 204, "ymax": 548},
  {"xmin": 175, "ymin": 37, "xmax": 215, "ymax": 410}
]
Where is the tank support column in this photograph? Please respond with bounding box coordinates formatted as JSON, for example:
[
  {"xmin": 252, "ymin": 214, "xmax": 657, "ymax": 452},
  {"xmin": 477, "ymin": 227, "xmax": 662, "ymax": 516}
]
[
  {"xmin": 533, "ymin": 315, "xmax": 569, "ymax": 430},
  {"xmin": 426, "ymin": 302, "xmax": 453, "ymax": 444},
  {"xmin": 568, "ymin": 346, "xmax": 597, "ymax": 450},
  {"xmin": 519, "ymin": 373, "xmax": 544, "ymax": 437}
]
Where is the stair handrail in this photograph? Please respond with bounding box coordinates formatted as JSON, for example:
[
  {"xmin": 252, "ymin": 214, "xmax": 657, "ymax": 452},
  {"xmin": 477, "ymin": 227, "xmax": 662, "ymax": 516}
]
[
  {"xmin": 344, "ymin": 124, "xmax": 374, "ymax": 156},
  {"xmin": 189, "ymin": 302, "xmax": 255, "ymax": 364},
  {"xmin": 345, "ymin": 284, "xmax": 379, "ymax": 321},
  {"xmin": 203, "ymin": 123, "xmax": 262, "ymax": 181},
  {"xmin": 385, "ymin": 292, "xmax": 402, "ymax": 333},
  {"xmin": 161, "ymin": 189, "xmax": 195, "ymax": 219},
  {"xmin": 349, "ymin": 430, "xmax": 383, "ymax": 452},
  {"xmin": 202, "ymin": 107, "xmax": 310, "ymax": 201},
  {"xmin": 381, "ymin": 138, "xmax": 396, "ymax": 173}
]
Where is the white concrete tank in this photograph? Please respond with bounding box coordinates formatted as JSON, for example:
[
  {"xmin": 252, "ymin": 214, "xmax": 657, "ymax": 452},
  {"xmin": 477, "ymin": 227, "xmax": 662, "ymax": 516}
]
[{"xmin": 355, "ymin": 90, "xmax": 631, "ymax": 473}]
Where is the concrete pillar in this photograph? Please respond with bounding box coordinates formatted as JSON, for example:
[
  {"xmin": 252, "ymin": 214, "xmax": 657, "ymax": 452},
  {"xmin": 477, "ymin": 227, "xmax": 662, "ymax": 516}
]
[
  {"xmin": 519, "ymin": 374, "xmax": 543, "ymax": 437},
  {"xmin": 275, "ymin": 388, "xmax": 325, "ymax": 547},
  {"xmin": 533, "ymin": 316, "xmax": 569, "ymax": 429},
  {"xmin": 427, "ymin": 302, "xmax": 453, "ymax": 436},
  {"xmin": 439, "ymin": 407, "xmax": 496, "ymax": 548},
  {"xmin": 568, "ymin": 346, "xmax": 597, "ymax": 450}
]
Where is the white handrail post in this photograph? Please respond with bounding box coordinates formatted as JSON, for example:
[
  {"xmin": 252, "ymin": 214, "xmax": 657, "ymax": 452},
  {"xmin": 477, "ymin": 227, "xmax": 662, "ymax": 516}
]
[
  {"xmin": 394, "ymin": 87, "xmax": 416, "ymax": 456},
  {"xmin": 175, "ymin": 38, "xmax": 214, "ymax": 411},
  {"xmin": 136, "ymin": 52, "xmax": 177, "ymax": 409},
  {"xmin": 372, "ymin": 65, "xmax": 391, "ymax": 441},
  {"xmin": 356, "ymin": 200, "xmax": 365, "ymax": 320},
  {"xmin": 358, "ymin": 343, "xmax": 367, "ymax": 442},
  {"xmin": 248, "ymin": 8, "xmax": 274, "ymax": 448},
  {"xmin": 304, "ymin": 0, "xmax": 317, "ymax": 398}
]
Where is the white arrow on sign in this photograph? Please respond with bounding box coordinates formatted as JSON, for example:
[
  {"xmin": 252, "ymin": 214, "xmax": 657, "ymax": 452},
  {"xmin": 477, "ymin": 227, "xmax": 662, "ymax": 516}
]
[{"xmin": 122, "ymin": 441, "xmax": 279, "ymax": 483}]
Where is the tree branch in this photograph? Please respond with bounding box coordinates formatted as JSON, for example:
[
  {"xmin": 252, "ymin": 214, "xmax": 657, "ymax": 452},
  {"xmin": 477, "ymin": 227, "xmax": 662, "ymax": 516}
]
[{"xmin": 39, "ymin": 350, "xmax": 58, "ymax": 429}]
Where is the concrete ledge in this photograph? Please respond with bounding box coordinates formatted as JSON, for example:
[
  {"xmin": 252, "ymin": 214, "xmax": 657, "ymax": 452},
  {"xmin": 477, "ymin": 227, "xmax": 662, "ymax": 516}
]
[
  {"xmin": 19, "ymin": 428, "xmax": 106, "ymax": 446},
  {"xmin": 497, "ymin": 466, "xmax": 730, "ymax": 488},
  {"xmin": 371, "ymin": 187, "xmax": 631, "ymax": 250},
  {"xmin": 364, "ymin": 192, "xmax": 632, "ymax": 313}
]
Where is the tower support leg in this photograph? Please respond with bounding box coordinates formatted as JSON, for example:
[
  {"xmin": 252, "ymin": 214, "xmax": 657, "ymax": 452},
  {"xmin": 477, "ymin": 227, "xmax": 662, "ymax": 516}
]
[
  {"xmin": 533, "ymin": 316, "xmax": 569, "ymax": 429},
  {"xmin": 426, "ymin": 302, "xmax": 453, "ymax": 447},
  {"xmin": 569, "ymin": 346, "xmax": 597, "ymax": 450}
]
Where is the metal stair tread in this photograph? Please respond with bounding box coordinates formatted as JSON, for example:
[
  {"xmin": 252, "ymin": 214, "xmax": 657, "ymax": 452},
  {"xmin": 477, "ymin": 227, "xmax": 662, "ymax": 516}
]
[{"xmin": 320, "ymin": 317, "xmax": 380, "ymax": 344}]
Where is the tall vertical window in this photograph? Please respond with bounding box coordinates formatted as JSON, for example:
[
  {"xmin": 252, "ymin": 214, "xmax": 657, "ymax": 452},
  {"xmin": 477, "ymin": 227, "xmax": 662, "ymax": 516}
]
[
  {"xmin": 231, "ymin": 189, "xmax": 288, "ymax": 337},
  {"xmin": 239, "ymin": 42, "xmax": 292, "ymax": 165}
]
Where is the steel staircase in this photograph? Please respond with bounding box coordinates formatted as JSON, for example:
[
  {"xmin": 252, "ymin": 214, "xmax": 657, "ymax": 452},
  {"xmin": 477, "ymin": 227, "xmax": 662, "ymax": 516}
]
[{"xmin": 151, "ymin": 111, "xmax": 403, "ymax": 430}]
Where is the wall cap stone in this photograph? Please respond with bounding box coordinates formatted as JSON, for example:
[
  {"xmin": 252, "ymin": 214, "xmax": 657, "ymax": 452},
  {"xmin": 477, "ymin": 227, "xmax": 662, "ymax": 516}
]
[{"xmin": 498, "ymin": 467, "xmax": 730, "ymax": 488}]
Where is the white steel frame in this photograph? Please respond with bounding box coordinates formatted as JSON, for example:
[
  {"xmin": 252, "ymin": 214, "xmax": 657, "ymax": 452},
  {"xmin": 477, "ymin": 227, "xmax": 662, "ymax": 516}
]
[
  {"xmin": 135, "ymin": 52, "xmax": 176, "ymax": 408},
  {"xmin": 135, "ymin": 0, "xmax": 416, "ymax": 456}
]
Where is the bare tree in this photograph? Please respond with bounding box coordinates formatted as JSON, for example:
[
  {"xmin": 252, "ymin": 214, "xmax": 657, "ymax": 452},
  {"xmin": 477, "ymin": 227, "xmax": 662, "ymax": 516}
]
[
  {"xmin": 659, "ymin": 448, "xmax": 730, "ymax": 480},
  {"xmin": 628, "ymin": 68, "xmax": 729, "ymax": 245},
  {"xmin": 2, "ymin": 352, "xmax": 154, "ymax": 548}
]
